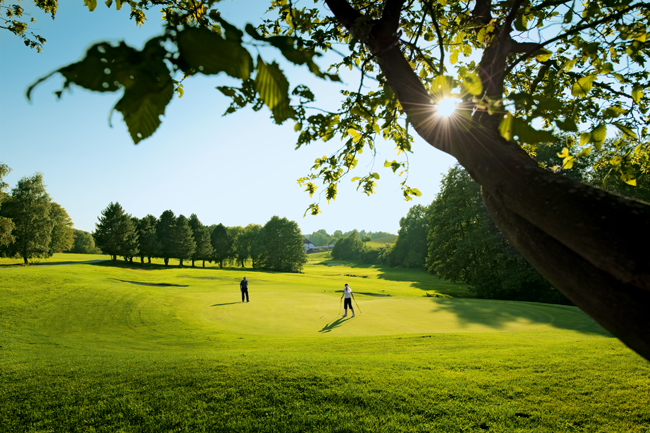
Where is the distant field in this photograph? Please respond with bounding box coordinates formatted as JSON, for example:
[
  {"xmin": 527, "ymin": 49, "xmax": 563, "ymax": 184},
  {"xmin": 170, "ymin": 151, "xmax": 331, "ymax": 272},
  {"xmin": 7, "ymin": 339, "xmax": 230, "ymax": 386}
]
[
  {"xmin": 0, "ymin": 252, "xmax": 111, "ymax": 267},
  {"xmin": 1, "ymin": 254, "xmax": 648, "ymax": 432}
]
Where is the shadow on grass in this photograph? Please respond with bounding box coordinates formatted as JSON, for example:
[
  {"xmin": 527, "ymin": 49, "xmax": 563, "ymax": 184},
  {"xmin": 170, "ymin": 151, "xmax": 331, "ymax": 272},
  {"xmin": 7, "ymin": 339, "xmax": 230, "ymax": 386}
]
[
  {"xmin": 316, "ymin": 258, "xmax": 471, "ymax": 298},
  {"xmin": 1, "ymin": 259, "xmax": 109, "ymax": 268},
  {"xmin": 210, "ymin": 302, "xmax": 241, "ymax": 307},
  {"xmin": 428, "ymin": 298, "xmax": 611, "ymax": 336},
  {"xmin": 111, "ymin": 279, "xmax": 189, "ymax": 287},
  {"xmin": 318, "ymin": 317, "xmax": 351, "ymax": 333}
]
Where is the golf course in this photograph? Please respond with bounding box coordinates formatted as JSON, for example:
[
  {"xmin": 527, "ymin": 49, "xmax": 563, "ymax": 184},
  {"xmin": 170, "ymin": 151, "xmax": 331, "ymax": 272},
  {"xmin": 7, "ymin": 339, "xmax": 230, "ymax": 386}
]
[{"xmin": 1, "ymin": 253, "xmax": 648, "ymax": 432}]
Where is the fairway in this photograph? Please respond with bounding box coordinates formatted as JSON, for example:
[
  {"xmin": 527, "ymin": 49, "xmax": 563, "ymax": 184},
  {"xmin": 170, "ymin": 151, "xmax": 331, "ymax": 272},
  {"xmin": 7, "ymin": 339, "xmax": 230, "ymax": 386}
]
[{"xmin": 1, "ymin": 255, "xmax": 648, "ymax": 432}]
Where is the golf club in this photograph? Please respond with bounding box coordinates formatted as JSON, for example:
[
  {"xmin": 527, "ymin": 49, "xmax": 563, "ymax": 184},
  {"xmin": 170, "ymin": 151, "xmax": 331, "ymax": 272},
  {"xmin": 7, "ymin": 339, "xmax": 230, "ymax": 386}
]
[{"xmin": 353, "ymin": 297, "xmax": 362, "ymax": 314}]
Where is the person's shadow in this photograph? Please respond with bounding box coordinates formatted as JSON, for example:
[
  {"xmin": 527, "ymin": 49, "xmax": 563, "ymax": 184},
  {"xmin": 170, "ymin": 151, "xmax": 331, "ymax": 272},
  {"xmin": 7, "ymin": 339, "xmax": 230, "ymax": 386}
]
[{"xmin": 319, "ymin": 317, "xmax": 350, "ymax": 333}]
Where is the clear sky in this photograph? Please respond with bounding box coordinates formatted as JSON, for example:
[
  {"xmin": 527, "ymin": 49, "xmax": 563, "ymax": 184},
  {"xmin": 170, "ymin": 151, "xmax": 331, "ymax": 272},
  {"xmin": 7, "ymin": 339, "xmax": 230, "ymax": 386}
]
[{"xmin": 0, "ymin": 1, "xmax": 457, "ymax": 235}]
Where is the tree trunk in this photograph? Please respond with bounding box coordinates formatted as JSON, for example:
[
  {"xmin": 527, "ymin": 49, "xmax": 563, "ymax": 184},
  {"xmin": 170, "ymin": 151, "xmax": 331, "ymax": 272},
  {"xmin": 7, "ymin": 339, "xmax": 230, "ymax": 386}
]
[
  {"xmin": 179, "ymin": 258, "xmax": 183, "ymax": 267},
  {"xmin": 148, "ymin": 256, "xmax": 151, "ymax": 264},
  {"xmin": 326, "ymin": 0, "xmax": 650, "ymax": 361},
  {"xmin": 202, "ymin": 260, "xmax": 205, "ymax": 267},
  {"xmin": 23, "ymin": 256, "xmax": 28, "ymax": 265},
  {"xmin": 191, "ymin": 259, "xmax": 195, "ymax": 267},
  {"xmin": 140, "ymin": 256, "xmax": 144, "ymax": 264},
  {"xmin": 112, "ymin": 254, "xmax": 117, "ymax": 264},
  {"xmin": 164, "ymin": 257, "xmax": 169, "ymax": 266}
]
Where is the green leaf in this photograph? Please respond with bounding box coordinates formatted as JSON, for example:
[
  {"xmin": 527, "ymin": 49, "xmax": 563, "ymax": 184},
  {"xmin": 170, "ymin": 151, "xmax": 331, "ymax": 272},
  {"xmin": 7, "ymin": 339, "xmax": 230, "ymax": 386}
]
[
  {"xmin": 348, "ymin": 128, "xmax": 362, "ymax": 143},
  {"xmin": 613, "ymin": 123, "xmax": 638, "ymax": 139},
  {"xmin": 84, "ymin": 0, "xmax": 97, "ymax": 11},
  {"xmin": 603, "ymin": 105, "xmax": 626, "ymax": 119},
  {"xmin": 590, "ymin": 123, "xmax": 607, "ymax": 148},
  {"xmin": 499, "ymin": 113, "xmax": 554, "ymax": 144},
  {"xmin": 28, "ymin": 38, "xmax": 175, "ymax": 144},
  {"xmin": 561, "ymin": 58, "xmax": 577, "ymax": 72},
  {"xmin": 216, "ymin": 17, "xmax": 244, "ymax": 42},
  {"xmin": 462, "ymin": 72, "xmax": 483, "ymax": 96},
  {"xmin": 431, "ymin": 75, "xmax": 454, "ymax": 97},
  {"xmin": 632, "ymin": 86, "xmax": 644, "ymax": 104},
  {"xmin": 563, "ymin": 3, "xmax": 574, "ymax": 24},
  {"xmin": 244, "ymin": 24, "xmax": 340, "ymax": 82},
  {"xmin": 580, "ymin": 133, "xmax": 591, "ymax": 146},
  {"xmin": 571, "ymin": 75, "xmax": 597, "ymax": 97},
  {"xmin": 555, "ymin": 117, "xmax": 578, "ymax": 132},
  {"xmin": 114, "ymin": 79, "xmax": 174, "ymax": 144},
  {"xmin": 255, "ymin": 57, "xmax": 295, "ymax": 124},
  {"xmin": 176, "ymin": 27, "xmax": 253, "ymax": 80},
  {"xmin": 535, "ymin": 49, "xmax": 552, "ymax": 62},
  {"xmin": 514, "ymin": 14, "xmax": 528, "ymax": 32}
]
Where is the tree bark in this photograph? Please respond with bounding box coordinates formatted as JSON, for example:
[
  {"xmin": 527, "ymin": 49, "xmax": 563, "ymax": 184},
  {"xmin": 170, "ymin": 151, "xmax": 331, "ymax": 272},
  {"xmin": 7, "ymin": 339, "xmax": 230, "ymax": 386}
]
[{"xmin": 325, "ymin": 0, "xmax": 650, "ymax": 360}]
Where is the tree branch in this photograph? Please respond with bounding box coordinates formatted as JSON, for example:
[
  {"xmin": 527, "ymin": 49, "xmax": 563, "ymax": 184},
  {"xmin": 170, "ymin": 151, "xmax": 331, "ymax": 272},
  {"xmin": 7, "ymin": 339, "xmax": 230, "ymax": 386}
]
[
  {"xmin": 471, "ymin": 0, "xmax": 492, "ymax": 25},
  {"xmin": 505, "ymin": 2, "xmax": 643, "ymax": 76},
  {"xmin": 423, "ymin": 1, "xmax": 445, "ymax": 76},
  {"xmin": 323, "ymin": 0, "xmax": 362, "ymax": 29}
]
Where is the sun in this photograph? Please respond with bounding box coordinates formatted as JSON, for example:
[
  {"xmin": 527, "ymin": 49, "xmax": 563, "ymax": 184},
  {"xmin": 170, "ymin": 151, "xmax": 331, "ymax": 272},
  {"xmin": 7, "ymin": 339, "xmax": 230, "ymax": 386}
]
[{"xmin": 437, "ymin": 98, "xmax": 460, "ymax": 117}]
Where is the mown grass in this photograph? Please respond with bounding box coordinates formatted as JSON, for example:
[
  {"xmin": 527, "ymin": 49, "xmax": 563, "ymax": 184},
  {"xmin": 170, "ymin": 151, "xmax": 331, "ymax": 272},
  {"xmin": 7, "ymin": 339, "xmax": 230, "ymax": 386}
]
[{"xmin": 1, "ymin": 255, "xmax": 648, "ymax": 432}]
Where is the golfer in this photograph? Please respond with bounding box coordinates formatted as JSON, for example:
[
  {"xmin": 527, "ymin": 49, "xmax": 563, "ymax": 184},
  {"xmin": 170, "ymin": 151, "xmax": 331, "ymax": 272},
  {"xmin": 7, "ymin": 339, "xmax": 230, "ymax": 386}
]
[
  {"xmin": 240, "ymin": 277, "xmax": 249, "ymax": 302},
  {"xmin": 341, "ymin": 283, "xmax": 355, "ymax": 317}
]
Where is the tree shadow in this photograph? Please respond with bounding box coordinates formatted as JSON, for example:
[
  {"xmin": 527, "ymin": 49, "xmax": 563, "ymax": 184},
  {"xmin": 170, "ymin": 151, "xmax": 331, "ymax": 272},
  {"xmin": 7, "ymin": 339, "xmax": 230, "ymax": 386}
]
[
  {"xmin": 318, "ymin": 317, "xmax": 351, "ymax": 333},
  {"xmin": 315, "ymin": 258, "xmax": 471, "ymax": 298},
  {"xmin": 1, "ymin": 259, "xmax": 109, "ymax": 268},
  {"xmin": 429, "ymin": 298, "xmax": 611, "ymax": 336},
  {"xmin": 110, "ymin": 279, "xmax": 189, "ymax": 287}
]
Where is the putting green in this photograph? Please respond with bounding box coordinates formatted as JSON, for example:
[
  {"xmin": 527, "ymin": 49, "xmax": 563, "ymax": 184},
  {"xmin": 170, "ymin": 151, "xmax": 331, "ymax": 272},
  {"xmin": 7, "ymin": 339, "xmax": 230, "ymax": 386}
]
[{"xmin": 193, "ymin": 289, "xmax": 601, "ymax": 336}]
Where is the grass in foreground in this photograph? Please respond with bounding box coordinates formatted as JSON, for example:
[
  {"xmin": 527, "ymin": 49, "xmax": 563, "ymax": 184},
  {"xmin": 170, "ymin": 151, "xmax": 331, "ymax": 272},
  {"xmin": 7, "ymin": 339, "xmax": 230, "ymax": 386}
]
[{"xmin": 1, "ymin": 257, "xmax": 648, "ymax": 432}]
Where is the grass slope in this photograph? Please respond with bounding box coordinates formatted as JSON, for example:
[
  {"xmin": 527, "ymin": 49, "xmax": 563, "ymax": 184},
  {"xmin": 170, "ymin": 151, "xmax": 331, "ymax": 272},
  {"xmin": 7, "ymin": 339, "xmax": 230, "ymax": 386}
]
[{"xmin": 1, "ymin": 254, "xmax": 648, "ymax": 432}]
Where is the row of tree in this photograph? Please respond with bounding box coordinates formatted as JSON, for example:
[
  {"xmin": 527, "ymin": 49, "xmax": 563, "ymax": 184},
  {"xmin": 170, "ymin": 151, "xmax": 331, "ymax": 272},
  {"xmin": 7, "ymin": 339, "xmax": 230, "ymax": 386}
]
[
  {"xmin": 307, "ymin": 229, "xmax": 394, "ymax": 247},
  {"xmin": 0, "ymin": 165, "xmax": 75, "ymax": 264},
  {"xmin": 93, "ymin": 203, "xmax": 307, "ymax": 272}
]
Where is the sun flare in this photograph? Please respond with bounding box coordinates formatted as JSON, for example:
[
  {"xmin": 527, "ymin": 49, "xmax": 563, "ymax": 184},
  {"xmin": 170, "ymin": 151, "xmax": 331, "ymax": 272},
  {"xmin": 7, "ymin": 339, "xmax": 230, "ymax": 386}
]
[{"xmin": 437, "ymin": 98, "xmax": 460, "ymax": 117}]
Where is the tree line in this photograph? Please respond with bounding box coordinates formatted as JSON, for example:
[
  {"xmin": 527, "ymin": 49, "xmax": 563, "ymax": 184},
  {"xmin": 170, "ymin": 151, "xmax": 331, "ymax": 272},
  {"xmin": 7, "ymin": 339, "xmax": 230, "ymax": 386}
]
[
  {"xmin": 93, "ymin": 202, "xmax": 307, "ymax": 273},
  {"xmin": 306, "ymin": 229, "xmax": 395, "ymax": 248},
  {"xmin": 0, "ymin": 165, "xmax": 75, "ymax": 264}
]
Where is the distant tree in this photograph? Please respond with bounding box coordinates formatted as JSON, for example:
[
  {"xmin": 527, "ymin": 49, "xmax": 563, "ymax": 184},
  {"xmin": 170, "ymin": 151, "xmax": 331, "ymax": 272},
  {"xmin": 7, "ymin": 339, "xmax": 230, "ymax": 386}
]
[
  {"xmin": 0, "ymin": 164, "xmax": 15, "ymax": 249},
  {"xmin": 387, "ymin": 204, "xmax": 430, "ymax": 268},
  {"xmin": 369, "ymin": 231, "xmax": 397, "ymax": 241},
  {"xmin": 361, "ymin": 235, "xmax": 371, "ymax": 243},
  {"xmin": 188, "ymin": 214, "xmax": 212, "ymax": 267},
  {"xmin": 332, "ymin": 230, "xmax": 364, "ymax": 261},
  {"xmin": 48, "ymin": 202, "xmax": 74, "ymax": 254},
  {"xmin": 308, "ymin": 229, "xmax": 332, "ymax": 247},
  {"xmin": 244, "ymin": 224, "xmax": 264, "ymax": 269},
  {"xmin": 69, "ymin": 229, "xmax": 101, "ymax": 254},
  {"xmin": 332, "ymin": 230, "xmax": 343, "ymax": 239},
  {"xmin": 93, "ymin": 202, "xmax": 137, "ymax": 264},
  {"xmin": 156, "ymin": 210, "xmax": 176, "ymax": 266},
  {"xmin": 258, "ymin": 216, "xmax": 306, "ymax": 272},
  {"xmin": 227, "ymin": 226, "xmax": 244, "ymax": 266},
  {"xmin": 210, "ymin": 223, "xmax": 231, "ymax": 268},
  {"xmin": 136, "ymin": 214, "xmax": 159, "ymax": 264},
  {"xmin": 426, "ymin": 166, "xmax": 567, "ymax": 304},
  {"xmin": 173, "ymin": 214, "xmax": 195, "ymax": 266},
  {"xmin": 120, "ymin": 216, "xmax": 140, "ymax": 262},
  {"xmin": 0, "ymin": 173, "xmax": 53, "ymax": 264}
]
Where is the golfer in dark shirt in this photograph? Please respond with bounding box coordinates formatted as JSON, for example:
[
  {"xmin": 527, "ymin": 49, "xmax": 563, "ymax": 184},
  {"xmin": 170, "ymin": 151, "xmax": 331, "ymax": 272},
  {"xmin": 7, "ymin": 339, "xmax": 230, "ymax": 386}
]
[{"xmin": 240, "ymin": 277, "xmax": 249, "ymax": 302}]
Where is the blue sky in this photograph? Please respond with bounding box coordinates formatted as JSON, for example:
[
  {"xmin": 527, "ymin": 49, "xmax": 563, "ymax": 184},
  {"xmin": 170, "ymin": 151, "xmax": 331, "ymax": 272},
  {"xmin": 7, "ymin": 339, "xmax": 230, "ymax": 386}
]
[{"xmin": 0, "ymin": 1, "xmax": 456, "ymax": 235}]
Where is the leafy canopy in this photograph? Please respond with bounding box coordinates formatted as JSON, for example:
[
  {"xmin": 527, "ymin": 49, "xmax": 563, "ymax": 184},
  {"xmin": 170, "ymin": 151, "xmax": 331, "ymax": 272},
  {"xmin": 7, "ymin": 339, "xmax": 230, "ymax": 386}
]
[{"xmin": 22, "ymin": 0, "xmax": 650, "ymax": 208}]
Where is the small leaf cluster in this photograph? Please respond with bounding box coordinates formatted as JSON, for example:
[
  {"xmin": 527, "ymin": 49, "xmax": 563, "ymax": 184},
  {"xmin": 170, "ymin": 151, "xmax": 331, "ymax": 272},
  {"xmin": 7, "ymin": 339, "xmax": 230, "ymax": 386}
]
[{"xmin": 1, "ymin": 1, "xmax": 53, "ymax": 52}]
